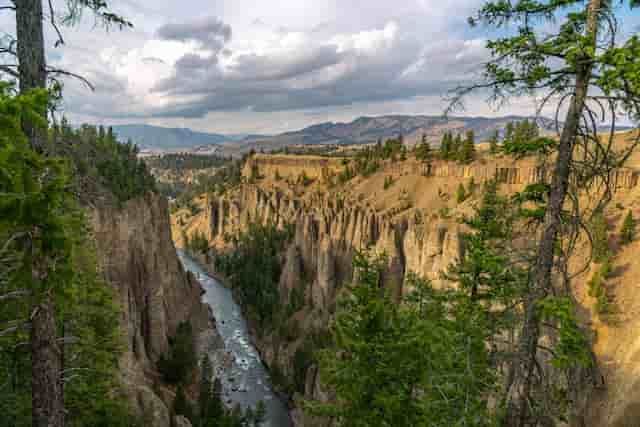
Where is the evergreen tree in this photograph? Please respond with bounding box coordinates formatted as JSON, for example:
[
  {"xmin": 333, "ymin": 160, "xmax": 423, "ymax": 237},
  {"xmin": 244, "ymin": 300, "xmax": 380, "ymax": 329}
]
[
  {"xmin": 452, "ymin": 133, "xmax": 463, "ymax": 160},
  {"xmin": 591, "ymin": 212, "xmax": 611, "ymax": 263},
  {"xmin": 489, "ymin": 129, "xmax": 500, "ymax": 154},
  {"xmin": 456, "ymin": 182, "xmax": 467, "ymax": 203},
  {"xmin": 198, "ymin": 355, "xmax": 225, "ymax": 427},
  {"xmin": 0, "ymin": 85, "xmax": 132, "ymax": 426},
  {"xmin": 439, "ymin": 132, "xmax": 451, "ymax": 159},
  {"xmin": 504, "ymin": 122, "xmax": 514, "ymax": 144},
  {"xmin": 459, "ymin": 130, "xmax": 476, "ymax": 163},
  {"xmin": 620, "ymin": 210, "xmax": 635, "ymax": 245},
  {"xmin": 174, "ymin": 385, "xmax": 195, "ymax": 423},
  {"xmin": 311, "ymin": 252, "xmax": 495, "ymax": 426},
  {"xmin": 414, "ymin": 134, "xmax": 431, "ymax": 161}
]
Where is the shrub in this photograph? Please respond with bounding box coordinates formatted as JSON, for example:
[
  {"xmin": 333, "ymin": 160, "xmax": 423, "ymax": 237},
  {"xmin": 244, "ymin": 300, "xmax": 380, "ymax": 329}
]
[
  {"xmin": 293, "ymin": 345, "xmax": 313, "ymax": 394},
  {"xmin": 187, "ymin": 230, "xmax": 209, "ymax": 254},
  {"xmin": 173, "ymin": 385, "xmax": 195, "ymax": 423},
  {"xmin": 215, "ymin": 223, "xmax": 291, "ymax": 327},
  {"xmin": 591, "ymin": 212, "xmax": 611, "ymax": 263},
  {"xmin": 298, "ymin": 171, "xmax": 313, "ymax": 186},
  {"xmin": 158, "ymin": 321, "xmax": 197, "ymax": 384},
  {"xmin": 456, "ymin": 183, "xmax": 467, "ymax": 203},
  {"xmin": 383, "ymin": 175, "xmax": 395, "ymax": 190},
  {"xmin": 620, "ymin": 210, "xmax": 635, "ymax": 245}
]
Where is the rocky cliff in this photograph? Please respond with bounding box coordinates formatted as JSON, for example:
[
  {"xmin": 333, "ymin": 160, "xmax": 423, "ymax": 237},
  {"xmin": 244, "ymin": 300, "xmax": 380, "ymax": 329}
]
[{"xmin": 91, "ymin": 193, "xmax": 218, "ymax": 426}]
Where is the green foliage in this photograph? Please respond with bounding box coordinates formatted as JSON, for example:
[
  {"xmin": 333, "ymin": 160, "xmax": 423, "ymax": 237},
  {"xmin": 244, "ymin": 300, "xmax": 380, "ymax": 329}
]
[
  {"xmin": 383, "ymin": 175, "xmax": 394, "ymax": 190},
  {"xmin": 187, "ymin": 230, "xmax": 210, "ymax": 255},
  {"xmin": 53, "ymin": 122, "xmax": 156, "ymax": 203},
  {"xmin": 439, "ymin": 131, "xmax": 453, "ymax": 159},
  {"xmin": 174, "ymin": 385, "xmax": 195, "ymax": 423},
  {"xmin": 489, "ymin": 129, "xmax": 500, "ymax": 154},
  {"xmin": 166, "ymin": 160, "xmax": 242, "ymax": 206},
  {"xmin": 338, "ymin": 164, "xmax": 355, "ymax": 184},
  {"xmin": 591, "ymin": 212, "xmax": 611, "ymax": 263},
  {"xmin": 512, "ymin": 182, "xmax": 550, "ymax": 227},
  {"xmin": 459, "ymin": 130, "xmax": 476, "ymax": 163},
  {"xmin": 620, "ymin": 210, "xmax": 635, "ymax": 245},
  {"xmin": 248, "ymin": 163, "xmax": 261, "ymax": 183},
  {"xmin": 197, "ymin": 356, "xmax": 224, "ymax": 426},
  {"xmin": 587, "ymin": 262, "xmax": 612, "ymax": 316},
  {"xmin": 414, "ymin": 134, "xmax": 431, "ymax": 161},
  {"xmin": 0, "ymin": 84, "xmax": 133, "ymax": 426},
  {"xmin": 464, "ymin": 1, "xmax": 640, "ymax": 123},
  {"xmin": 293, "ymin": 344, "xmax": 313, "ymax": 394},
  {"xmin": 456, "ymin": 182, "xmax": 467, "ymax": 203},
  {"xmin": 539, "ymin": 297, "xmax": 591, "ymax": 369},
  {"xmin": 215, "ymin": 223, "xmax": 292, "ymax": 328},
  {"xmin": 447, "ymin": 180, "xmax": 524, "ymax": 316},
  {"xmin": 158, "ymin": 321, "xmax": 197, "ymax": 384},
  {"xmin": 298, "ymin": 171, "xmax": 313, "ymax": 186},
  {"xmin": 499, "ymin": 120, "xmax": 554, "ymax": 158},
  {"xmin": 195, "ymin": 355, "xmax": 264, "ymax": 427},
  {"xmin": 440, "ymin": 131, "xmax": 476, "ymax": 163},
  {"xmin": 468, "ymin": 176, "xmax": 478, "ymax": 195},
  {"xmin": 310, "ymin": 252, "xmax": 496, "ymax": 426},
  {"xmin": 287, "ymin": 283, "xmax": 306, "ymax": 317}
]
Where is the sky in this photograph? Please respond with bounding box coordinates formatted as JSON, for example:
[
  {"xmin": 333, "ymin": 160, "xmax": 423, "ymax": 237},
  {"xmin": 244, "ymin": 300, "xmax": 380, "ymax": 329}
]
[{"xmin": 2, "ymin": 1, "xmax": 639, "ymax": 134}]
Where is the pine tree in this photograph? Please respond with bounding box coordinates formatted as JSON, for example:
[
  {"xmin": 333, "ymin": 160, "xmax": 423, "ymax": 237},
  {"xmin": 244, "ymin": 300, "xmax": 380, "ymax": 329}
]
[
  {"xmin": 489, "ymin": 129, "xmax": 499, "ymax": 154},
  {"xmin": 459, "ymin": 130, "xmax": 476, "ymax": 163},
  {"xmin": 198, "ymin": 355, "xmax": 225, "ymax": 426},
  {"xmin": 174, "ymin": 385, "xmax": 195, "ymax": 423},
  {"xmin": 312, "ymin": 252, "xmax": 495, "ymax": 426},
  {"xmin": 452, "ymin": 133, "xmax": 463, "ymax": 160},
  {"xmin": 504, "ymin": 122, "xmax": 514, "ymax": 144},
  {"xmin": 456, "ymin": 183, "xmax": 467, "ymax": 203},
  {"xmin": 620, "ymin": 210, "xmax": 635, "ymax": 245},
  {"xmin": 415, "ymin": 134, "xmax": 431, "ymax": 161},
  {"xmin": 591, "ymin": 212, "xmax": 611, "ymax": 263},
  {"xmin": 439, "ymin": 132, "xmax": 451, "ymax": 160}
]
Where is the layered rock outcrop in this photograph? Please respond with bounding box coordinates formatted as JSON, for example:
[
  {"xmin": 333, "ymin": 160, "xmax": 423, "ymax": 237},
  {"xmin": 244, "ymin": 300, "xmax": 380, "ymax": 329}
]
[
  {"xmin": 91, "ymin": 193, "xmax": 217, "ymax": 425},
  {"xmin": 245, "ymin": 154, "xmax": 640, "ymax": 191}
]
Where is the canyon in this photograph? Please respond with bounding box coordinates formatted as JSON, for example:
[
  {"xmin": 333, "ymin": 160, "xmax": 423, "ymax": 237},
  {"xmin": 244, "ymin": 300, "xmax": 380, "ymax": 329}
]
[{"xmin": 173, "ymin": 135, "xmax": 640, "ymax": 426}]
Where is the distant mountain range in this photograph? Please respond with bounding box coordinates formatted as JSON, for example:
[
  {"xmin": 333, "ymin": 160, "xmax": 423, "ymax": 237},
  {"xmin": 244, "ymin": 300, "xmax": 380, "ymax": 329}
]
[
  {"xmin": 220, "ymin": 115, "xmax": 559, "ymax": 154},
  {"xmin": 112, "ymin": 124, "xmax": 268, "ymax": 150},
  {"xmin": 114, "ymin": 115, "xmax": 630, "ymax": 154}
]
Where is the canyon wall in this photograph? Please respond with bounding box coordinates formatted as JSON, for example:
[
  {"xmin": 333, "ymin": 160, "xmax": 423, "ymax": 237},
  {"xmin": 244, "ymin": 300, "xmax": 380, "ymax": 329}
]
[
  {"xmin": 245, "ymin": 154, "xmax": 640, "ymax": 190},
  {"xmin": 198, "ymin": 184, "xmax": 466, "ymax": 426},
  {"xmin": 182, "ymin": 152, "xmax": 640, "ymax": 426},
  {"xmin": 91, "ymin": 193, "xmax": 218, "ymax": 426}
]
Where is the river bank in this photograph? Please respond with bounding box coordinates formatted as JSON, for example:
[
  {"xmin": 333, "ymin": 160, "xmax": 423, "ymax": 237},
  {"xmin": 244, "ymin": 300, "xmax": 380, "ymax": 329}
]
[{"xmin": 178, "ymin": 251, "xmax": 293, "ymax": 427}]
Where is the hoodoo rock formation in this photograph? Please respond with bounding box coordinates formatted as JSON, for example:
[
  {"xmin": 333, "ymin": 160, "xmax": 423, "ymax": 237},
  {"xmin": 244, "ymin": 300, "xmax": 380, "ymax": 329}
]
[{"xmin": 174, "ymin": 146, "xmax": 640, "ymax": 426}]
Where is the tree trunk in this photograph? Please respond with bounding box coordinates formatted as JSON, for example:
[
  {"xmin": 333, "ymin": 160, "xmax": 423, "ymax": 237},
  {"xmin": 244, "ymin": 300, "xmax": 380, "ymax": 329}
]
[
  {"xmin": 506, "ymin": 1, "xmax": 602, "ymax": 425},
  {"xmin": 15, "ymin": 2, "xmax": 62, "ymax": 426},
  {"xmin": 15, "ymin": 0, "xmax": 47, "ymax": 152},
  {"xmin": 31, "ymin": 297, "xmax": 64, "ymax": 427}
]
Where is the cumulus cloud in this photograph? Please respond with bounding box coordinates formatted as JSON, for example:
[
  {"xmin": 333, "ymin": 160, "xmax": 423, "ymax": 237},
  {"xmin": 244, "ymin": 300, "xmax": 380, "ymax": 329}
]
[
  {"xmin": 145, "ymin": 20, "xmax": 486, "ymax": 117},
  {"xmin": 50, "ymin": 0, "xmax": 506, "ymax": 131},
  {"xmin": 157, "ymin": 17, "xmax": 232, "ymax": 48}
]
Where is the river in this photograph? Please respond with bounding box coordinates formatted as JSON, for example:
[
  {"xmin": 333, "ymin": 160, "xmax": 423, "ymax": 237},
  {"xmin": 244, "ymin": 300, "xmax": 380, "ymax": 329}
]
[{"xmin": 178, "ymin": 251, "xmax": 293, "ymax": 427}]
